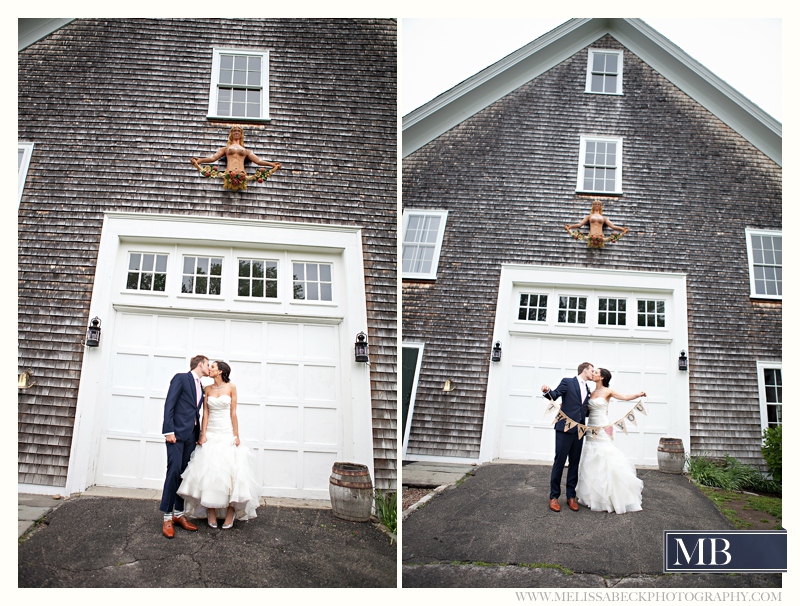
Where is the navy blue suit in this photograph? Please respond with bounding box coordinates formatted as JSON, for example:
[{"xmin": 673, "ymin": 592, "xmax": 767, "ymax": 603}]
[
  {"xmin": 545, "ymin": 377, "xmax": 590, "ymax": 500},
  {"xmin": 160, "ymin": 371, "xmax": 203, "ymax": 514}
]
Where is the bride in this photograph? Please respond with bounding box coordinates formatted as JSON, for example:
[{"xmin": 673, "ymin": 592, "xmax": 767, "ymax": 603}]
[
  {"xmin": 177, "ymin": 361, "xmax": 260, "ymax": 528},
  {"xmin": 576, "ymin": 368, "xmax": 646, "ymax": 514}
]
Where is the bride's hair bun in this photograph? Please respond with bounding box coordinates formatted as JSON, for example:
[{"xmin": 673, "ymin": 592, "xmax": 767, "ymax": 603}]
[
  {"xmin": 599, "ymin": 368, "xmax": 612, "ymax": 387},
  {"xmin": 215, "ymin": 361, "xmax": 232, "ymax": 383}
]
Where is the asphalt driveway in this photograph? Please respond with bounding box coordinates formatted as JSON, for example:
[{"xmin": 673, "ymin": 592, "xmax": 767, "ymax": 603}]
[
  {"xmin": 19, "ymin": 495, "xmax": 396, "ymax": 588},
  {"xmin": 402, "ymin": 462, "xmax": 782, "ymax": 588}
]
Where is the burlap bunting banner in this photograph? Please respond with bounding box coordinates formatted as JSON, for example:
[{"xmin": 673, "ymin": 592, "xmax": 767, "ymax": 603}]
[{"xmin": 542, "ymin": 399, "xmax": 646, "ymax": 435}]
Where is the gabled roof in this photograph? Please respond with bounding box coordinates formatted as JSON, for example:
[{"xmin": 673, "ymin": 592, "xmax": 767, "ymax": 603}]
[
  {"xmin": 402, "ymin": 18, "xmax": 781, "ymax": 165},
  {"xmin": 18, "ymin": 19, "xmax": 75, "ymax": 52}
]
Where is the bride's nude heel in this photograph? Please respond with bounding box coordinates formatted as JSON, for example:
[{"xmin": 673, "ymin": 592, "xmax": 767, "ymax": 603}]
[{"xmin": 222, "ymin": 507, "xmax": 235, "ymax": 529}]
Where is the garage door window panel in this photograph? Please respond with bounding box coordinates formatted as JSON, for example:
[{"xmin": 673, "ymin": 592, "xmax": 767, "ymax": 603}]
[
  {"xmin": 637, "ymin": 299, "xmax": 665, "ymax": 328},
  {"xmin": 182, "ymin": 256, "xmax": 223, "ymax": 295},
  {"xmin": 127, "ymin": 253, "xmax": 168, "ymax": 292},
  {"xmin": 518, "ymin": 293, "xmax": 548, "ymax": 322},
  {"xmin": 238, "ymin": 258, "xmax": 278, "ymax": 298},
  {"xmin": 558, "ymin": 296, "xmax": 587, "ymax": 324},
  {"xmin": 598, "ymin": 297, "xmax": 626, "ymax": 326},
  {"xmin": 293, "ymin": 262, "xmax": 333, "ymax": 302}
]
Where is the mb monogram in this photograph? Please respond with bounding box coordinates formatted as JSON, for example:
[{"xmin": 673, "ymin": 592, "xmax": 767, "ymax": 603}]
[{"xmin": 664, "ymin": 531, "xmax": 786, "ymax": 573}]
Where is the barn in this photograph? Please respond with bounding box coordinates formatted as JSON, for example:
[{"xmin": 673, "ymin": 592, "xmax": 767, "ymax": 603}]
[
  {"xmin": 18, "ymin": 18, "xmax": 397, "ymax": 499},
  {"xmin": 401, "ymin": 18, "xmax": 781, "ymax": 470}
]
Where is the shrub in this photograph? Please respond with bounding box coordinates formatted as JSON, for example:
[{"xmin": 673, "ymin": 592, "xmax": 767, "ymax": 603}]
[
  {"xmin": 686, "ymin": 453, "xmax": 780, "ymax": 495},
  {"xmin": 761, "ymin": 425, "xmax": 782, "ymax": 484}
]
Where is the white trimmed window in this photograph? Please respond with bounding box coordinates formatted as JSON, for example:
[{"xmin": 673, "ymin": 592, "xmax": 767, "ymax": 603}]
[
  {"xmin": 126, "ymin": 252, "xmax": 169, "ymax": 292},
  {"xmin": 18, "ymin": 142, "xmax": 34, "ymax": 205},
  {"xmin": 746, "ymin": 229, "xmax": 782, "ymax": 299},
  {"xmin": 637, "ymin": 299, "xmax": 665, "ymax": 328},
  {"xmin": 402, "ymin": 210, "xmax": 448, "ymax": 280},
  {"xmin": 292, "ymin": 261, "xmax": 333, "ymax": 301},
  {"xmin": 576, "ymin": 136, "xmax": 623, "ymax": 194},
  {"xmin": 585, "ymin": 48, "xmax": 623, "ymax": 95},
  {"xmin": 557, "ymin": 295, "xmax": 587, "ymax": 325},
  {"xmin": 518, "ymin": 293, "xmax": 548, "ymax": 322},
  {"xmin": 182, "ymin": 255, "xmax": 223, "ymax": 295},
  {"xmin": 207, "ymin": 48, "xmax": 270, "ymax": 121},
  {"xmin": 757, "ymin": 362, "xmax": 782, "ymax": 429},
  {"xmin": 237, "ymin": 258, "xmax": 278, "ymax": 299},
  {"xmin": 598, "ymin": 297, "xmax": 627, "ymax": 326}
]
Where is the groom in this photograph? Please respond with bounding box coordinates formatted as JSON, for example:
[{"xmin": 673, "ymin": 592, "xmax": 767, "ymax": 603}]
[
  {"xmin": 541, "ymin": 362, "xmax": 594, "ymax": 513},
  {"xmin": 160, "ymin": 354, "xmax": 209, "ymax": 538}
]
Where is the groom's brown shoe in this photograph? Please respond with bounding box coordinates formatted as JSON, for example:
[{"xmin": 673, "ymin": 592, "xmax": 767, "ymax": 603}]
[
  {"xmin": 162, "ymin": 519, "xmax": 174, "ymax": 539},
  {"xmin": 549, "ymin": 498, "xmax": 561, "ymax": 512},
  {"xmin": 173, "ymin": 515, "xmax": 198, "ymax": 531},
  {"xmin": 568, "ymin": 498, "xmax": 579, "ymax": 512}
]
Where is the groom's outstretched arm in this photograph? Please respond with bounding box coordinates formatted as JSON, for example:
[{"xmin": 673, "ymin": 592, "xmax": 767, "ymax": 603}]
[{"xmin": 542, "ymin": 377, "xmax": 569, "ymax": 401}]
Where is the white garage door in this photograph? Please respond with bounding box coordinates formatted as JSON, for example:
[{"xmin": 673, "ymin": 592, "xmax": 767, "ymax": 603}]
[
  {"xmin": 69, "ymin": 214, "xmax": 374, "ymax": 498},
  {"xmin": 480, "ymin": 264, "xmax": 690, "ymax": 467},
  {"xmin": 498, "ymin": 335, "xmax": 672, "ymax": 466},
  {"xmin": 97, "ymin": 311, "xmax": 343, "ymax": 499}
]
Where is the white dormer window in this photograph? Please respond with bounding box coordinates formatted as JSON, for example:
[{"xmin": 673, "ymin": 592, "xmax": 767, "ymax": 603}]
[
  {"xmin": 576, "ymin": 136, "xmax": 623, "ymax": 194},
  {"xmin": 207, "ymin": 48, "xmax": 270, "ymax": 121},
  {"xmin": 585, "ymin": 48, "xmax": 623, "ymax": 95}
]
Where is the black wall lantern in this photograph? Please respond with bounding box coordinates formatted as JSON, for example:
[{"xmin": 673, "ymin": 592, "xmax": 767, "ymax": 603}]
[
  {"xmin": 678, "ymin": 350, "xmax": 688, "ymax": 371},
  {"xmin": 85, "ymin": 317, "xmax": 102, "ymax": 348},
  {"xmin": 354, "ymin": 331, "xmax": 369, "ymax": 363},
  {"xmin": 491, "ymin": 341, "xmax": 502, "ymax": 362}
]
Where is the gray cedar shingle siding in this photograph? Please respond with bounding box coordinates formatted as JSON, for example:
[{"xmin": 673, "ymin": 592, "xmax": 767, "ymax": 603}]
[
  {"xmin": 402, "ymin": 35, "xmax": 781, "ymax": 465},
  {"xmin": 19, "ymin": 18, "xmax": 397, "ymax": 489}
]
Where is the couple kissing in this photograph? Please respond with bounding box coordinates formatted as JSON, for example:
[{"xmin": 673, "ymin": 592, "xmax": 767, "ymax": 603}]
[
  {"xmin": 542, "ymin": 362, "xmax": 646, "ymax": 515},
  {"xmin": 159, "ymin": 355, "xmax": 260, "ymax": 538}
]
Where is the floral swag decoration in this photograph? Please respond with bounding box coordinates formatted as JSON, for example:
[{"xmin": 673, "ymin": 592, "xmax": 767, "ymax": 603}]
[
  {"xmin": 567, "ymin": 229, "xmax": 626, "ymax": 249},
  {"xmin": 544, "ymin": 398, "xmax": 648, "ymax": 440},
  {"xmin": 195, "ymin": 164, "xmax": 277, "ymax": 191}
]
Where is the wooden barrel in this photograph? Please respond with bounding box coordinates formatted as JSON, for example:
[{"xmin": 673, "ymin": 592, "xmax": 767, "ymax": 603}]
[
  {"xmin": 329, "ymin": 462, "xmax": 373, "ymax": 522},
  {"xmin": 657, "ymin": 438, "xmax": 685, "ymax": 474}
]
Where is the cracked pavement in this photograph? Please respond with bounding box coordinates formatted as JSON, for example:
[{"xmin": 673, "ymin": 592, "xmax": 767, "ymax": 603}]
[{"xmin": 18, "ymin": 495, "xmax": 396, "ymax": 588}]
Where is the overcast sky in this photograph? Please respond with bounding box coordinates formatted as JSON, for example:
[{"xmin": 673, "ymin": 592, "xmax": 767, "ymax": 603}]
[{"xmin": 401, "ymin": 18, "xmax": 782, "ymax": 123}]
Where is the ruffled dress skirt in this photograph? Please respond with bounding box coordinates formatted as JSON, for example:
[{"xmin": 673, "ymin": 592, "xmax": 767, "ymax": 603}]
[
  {"xmin": 576, "ymin": 411, "xmax": 643, "ymax": 514},
  {"xmin": 177, "ymin": 399, "xmax": 260, "ymax": 521}
]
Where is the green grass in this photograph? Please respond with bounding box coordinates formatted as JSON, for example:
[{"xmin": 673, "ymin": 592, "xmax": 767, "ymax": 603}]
[
  {"xmin": 698, "ymin": 486, "xmax": 782, "ymax": 530},
  {"xmin": 744, "ymin": 495, "xmax": 781, "ymax": 519}
]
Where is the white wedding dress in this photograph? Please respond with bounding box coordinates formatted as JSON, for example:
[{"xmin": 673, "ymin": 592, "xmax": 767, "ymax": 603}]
[
  {"xmin": 177, "ymin": 395, "xmax": 260, "ymax": 521},
  {"xmin": 575, "ymin": 397, "xmax": 643, "ymax": 514}
]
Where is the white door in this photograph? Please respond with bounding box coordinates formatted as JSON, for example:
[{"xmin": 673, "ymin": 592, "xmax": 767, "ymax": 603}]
[
  {"xmin": 498, "ymin": 335, "xmax": 672, "ymax": 465},
  {"xmin": 96, "ymin": 311, "xmax": 343, "ymax": 499},
  {"xmin": 69, "ymin": 213, "xmax": 374, "ymax": 499},
  {"xmin": 481, "ymin": 264, "xmax": 690, "ymax": 466}
]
